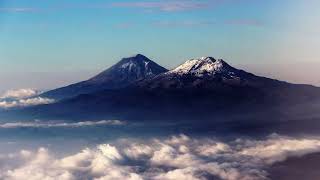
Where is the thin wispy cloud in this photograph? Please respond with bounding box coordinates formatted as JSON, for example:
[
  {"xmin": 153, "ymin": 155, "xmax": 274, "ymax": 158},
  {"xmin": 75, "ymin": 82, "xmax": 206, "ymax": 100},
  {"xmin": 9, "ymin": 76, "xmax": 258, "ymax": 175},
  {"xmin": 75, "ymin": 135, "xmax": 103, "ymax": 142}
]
[
  {"xmin": 225, "ymin": 19, "xmax": 264, "ymax": 27},
  {"xmin": 0, "ymin": 1, "xmax": 229, "ymax": 14},
  {"xmin": 111, "ymin": 1, "xmax": 216, "ymax": 12},
  {"xmin": 0, "ymin": 97, "xmax": 55, "ymax": 109},
  {"xmin": 0, "ymin": 120, "xmax": 124, "ymax": 129},
  {"xmin": 114, "ymin": 22, "xmax": 135, "ymax": 29},
  {"xmin": 0, "ymin": 7, "xmax": 38, "ymax": 13},
  {"xmin": 152, "ymin": 19, "xmax": 263, "ymax": 28},
  {"xmin": 153, "ymin": 20, "xmax": 216, "ymax": 27}
]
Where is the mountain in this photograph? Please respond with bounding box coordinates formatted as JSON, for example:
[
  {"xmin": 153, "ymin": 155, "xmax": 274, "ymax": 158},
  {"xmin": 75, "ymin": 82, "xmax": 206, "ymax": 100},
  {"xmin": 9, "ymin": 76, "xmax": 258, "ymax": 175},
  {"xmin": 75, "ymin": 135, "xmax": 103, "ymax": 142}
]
[
  {"xmin": 137, "ymin": 57, "xmax": 320, "ymax": 105},
  {"xmin": 41, "ymin": 54, "xmax": 168, "ymax": 100},
  {"xmin": 138, "ymin": 57, "xmax": 287, "ymax": 89},
  {"xmin": 7, "ymin": 56, "xmax": 320, "ymax": 126}
]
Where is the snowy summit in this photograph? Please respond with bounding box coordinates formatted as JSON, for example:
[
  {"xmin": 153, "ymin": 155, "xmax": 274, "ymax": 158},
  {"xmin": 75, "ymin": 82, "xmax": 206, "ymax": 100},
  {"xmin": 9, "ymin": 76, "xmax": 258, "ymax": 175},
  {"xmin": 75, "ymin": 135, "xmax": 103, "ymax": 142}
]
[{"xmin": 169, "ymin": 57, "xmax": 232, "ymax": 77}]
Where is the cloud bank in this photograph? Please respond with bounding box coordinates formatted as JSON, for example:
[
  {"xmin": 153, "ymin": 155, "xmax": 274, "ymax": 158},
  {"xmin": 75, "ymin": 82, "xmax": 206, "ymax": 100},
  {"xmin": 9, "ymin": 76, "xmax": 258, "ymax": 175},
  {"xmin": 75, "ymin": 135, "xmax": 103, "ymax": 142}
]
[
  {"xmin": 0, "ymin": 89, "xmax": 54, "ymax": 109},
  {"xmin": 0, "ymin": 97, "xmax": 55, "ymax": 109},
  {"xmin": 0, "ymin": 89, "xmax": 39, "ymax": 99},
  {"xmin": 1, "ymin": 134, "xmax": 320, "ymax": 180}
]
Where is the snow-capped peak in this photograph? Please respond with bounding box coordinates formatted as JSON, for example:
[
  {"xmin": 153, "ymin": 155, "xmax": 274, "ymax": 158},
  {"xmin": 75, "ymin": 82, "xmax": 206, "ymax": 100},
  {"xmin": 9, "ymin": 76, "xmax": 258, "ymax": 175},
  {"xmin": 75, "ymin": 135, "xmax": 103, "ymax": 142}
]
[
  {"xmin": 169, "ymin": 57, "xmax": 230, "ymax": 76},
  {"xmin": 118, "ymin": 55, "xmax": 156, "ymax": 76},
  {"xmin": 89, "ymin": 54, "xmax": 168, "ymax": 83}
]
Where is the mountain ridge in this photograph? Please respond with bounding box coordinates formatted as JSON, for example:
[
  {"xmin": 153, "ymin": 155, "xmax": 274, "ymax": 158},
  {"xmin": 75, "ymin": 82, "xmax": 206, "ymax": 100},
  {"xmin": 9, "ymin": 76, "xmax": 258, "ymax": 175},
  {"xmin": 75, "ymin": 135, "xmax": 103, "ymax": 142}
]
[
  {"xmin": 4, "ymin": 54, "xmax": 320, "ymax": 124},
  {"xmin": 137, "ymin": 56, "xmax": 290, "ymax": 90}
]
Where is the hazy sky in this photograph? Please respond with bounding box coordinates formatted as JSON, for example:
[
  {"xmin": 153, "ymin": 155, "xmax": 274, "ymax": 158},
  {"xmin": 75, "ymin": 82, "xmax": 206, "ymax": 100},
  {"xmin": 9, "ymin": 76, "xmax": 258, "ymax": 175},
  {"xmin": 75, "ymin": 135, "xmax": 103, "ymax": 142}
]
[{"xmin": 0, "ymin": 0, "xmax": 319, "ymax": 92}]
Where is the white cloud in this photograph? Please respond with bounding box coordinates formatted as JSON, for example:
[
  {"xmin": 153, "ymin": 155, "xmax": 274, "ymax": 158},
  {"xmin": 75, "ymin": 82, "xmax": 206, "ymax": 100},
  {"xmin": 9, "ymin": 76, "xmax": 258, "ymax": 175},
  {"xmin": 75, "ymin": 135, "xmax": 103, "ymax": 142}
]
[
  {"xmin": 239, "ymin": 134, "xmax": 320, "ymax": 164},
  {"xmin": 196, "ymin": 142, "xmax": 231, "ymax": 156},
  {"xmin": 1, "ymin": 134, "xmax": 320, "ymax": 180},
  {"xmin": 150, "ymin": 143, "xmax": 200, "ymax": 168},
  {"xmin": 0, "ymin": 89, "xmax": 53, "ymax": 109},
  {"xmin": 18, "ymin": 97, "xmax": 54, "ymax": 106},
  {"xmin": 154, "ymin": 167, "xmax": 199, "ymax": 180},
  {"xmin": 0, "ymin": 97, "xmax": 55, "ymax": 109},
  {"xmin": 0, "ymin": 120, "xmax": 124, "ymax": 129},
  {"xmin": 0, "ymin": 146, "xmax": 142, "ymax": 180},
  {"xmin": 0, "ymin": 89, "xmax": 39, "ymax": 99},
  {"xmin": 0, "ymin": 101, "xmax": 18, "ymax": 109},
  {"xmin": 123, "ymin": 143, "xmax": 153, "ymax": 159}
]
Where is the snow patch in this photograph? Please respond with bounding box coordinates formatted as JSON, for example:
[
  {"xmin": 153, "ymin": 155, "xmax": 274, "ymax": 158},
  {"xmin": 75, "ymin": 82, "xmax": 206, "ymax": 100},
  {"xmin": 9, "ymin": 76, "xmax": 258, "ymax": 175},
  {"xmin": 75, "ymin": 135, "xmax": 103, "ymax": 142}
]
[{"xmin": 169, "ymin": 57, "xmax": 230, "ymax": 77}]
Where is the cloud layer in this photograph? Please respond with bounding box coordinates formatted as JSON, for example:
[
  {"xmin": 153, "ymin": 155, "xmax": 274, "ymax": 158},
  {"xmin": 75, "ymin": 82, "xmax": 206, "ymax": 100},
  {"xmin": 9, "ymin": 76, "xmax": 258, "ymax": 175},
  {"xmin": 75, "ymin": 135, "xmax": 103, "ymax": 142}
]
[
  {"xmin": 0, "ymin": 89, "xmax": 39, "ymax": 99},
  {"xmin": 1, "ymin": 134, "xmax": 320, "ymax": 180},
  {"xmin": 0, "ymin": 97, "xmax": 55, "ymax": 109},
  {"xmin": 0, "ymin": 89, "xmax": 54, "ymax": 109}
]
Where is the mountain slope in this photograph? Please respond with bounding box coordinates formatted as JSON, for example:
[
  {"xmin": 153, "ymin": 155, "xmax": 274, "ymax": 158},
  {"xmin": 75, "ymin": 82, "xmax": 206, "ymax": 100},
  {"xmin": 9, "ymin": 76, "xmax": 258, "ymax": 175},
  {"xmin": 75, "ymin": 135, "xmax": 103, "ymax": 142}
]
[{"xmin": 41, "ymin": 54, "xmax": 168, "ymax": 100}]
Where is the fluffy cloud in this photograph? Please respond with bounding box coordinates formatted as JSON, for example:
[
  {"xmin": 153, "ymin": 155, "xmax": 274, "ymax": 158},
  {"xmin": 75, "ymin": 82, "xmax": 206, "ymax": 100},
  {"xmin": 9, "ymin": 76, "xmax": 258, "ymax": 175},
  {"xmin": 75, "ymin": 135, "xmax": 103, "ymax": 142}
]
[
  {"xmin": 0, "ymin": 97, "xmax": 55, "ymax": 109},
  {"xmin": 1, "ymin": 134, "xmax": 320, "ymax": 180},
  {"xmin": 0, "ymin": 146, "xmax": 142, "ymax": 180},
  {"xmin": 0, "ymin": 120, "xmax": 124, "ymax": 129},
  {"xmin": 239, "ymin": 134, "xmax": 320, "ymax": 164}
]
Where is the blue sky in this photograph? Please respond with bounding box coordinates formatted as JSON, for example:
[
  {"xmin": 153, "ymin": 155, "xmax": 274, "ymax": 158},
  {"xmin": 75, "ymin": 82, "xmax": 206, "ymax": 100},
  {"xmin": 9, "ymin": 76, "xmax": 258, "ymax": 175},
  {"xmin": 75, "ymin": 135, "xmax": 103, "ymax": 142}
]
[{"xmin": 0, "ymin": 0, "xmax": 320, "ymax": 92}]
